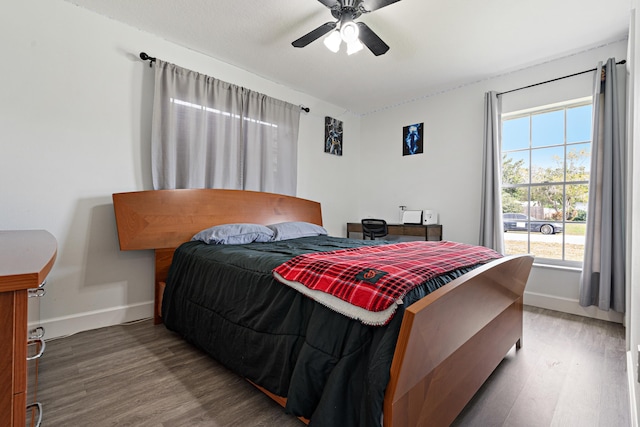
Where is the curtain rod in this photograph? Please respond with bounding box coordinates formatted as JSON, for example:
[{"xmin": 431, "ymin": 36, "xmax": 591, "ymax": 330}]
[
  {"xmin": 497, "ymin": 59, "xmax": 626, "ymax": 96},
  {"xmin": 138, "ymin": 52, "xmax": 310, "ymax": 113}
]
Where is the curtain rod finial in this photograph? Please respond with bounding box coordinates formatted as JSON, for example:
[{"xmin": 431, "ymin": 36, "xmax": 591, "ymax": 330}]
[{"xmin": 139, "ymin": 52, "xmax": 156, "ymax": 67}]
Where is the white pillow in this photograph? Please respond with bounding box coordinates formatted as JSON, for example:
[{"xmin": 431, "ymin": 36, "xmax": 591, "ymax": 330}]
[
  {"xmin": 191, "ymin": 223, "xmax": 274, "ymax": 245},
  {"xmin": 267, "ymin": 221, "xmax": 328, "ymax": 241}
]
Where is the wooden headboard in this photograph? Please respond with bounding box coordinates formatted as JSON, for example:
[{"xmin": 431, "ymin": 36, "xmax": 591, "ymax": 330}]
[
  {"xmin": 112, "ymin": 189, "xmax": 323, "ymax": 323},
  {"xmin": 113, "ymin": 189, "xmax": 323, "ymax": 251}
]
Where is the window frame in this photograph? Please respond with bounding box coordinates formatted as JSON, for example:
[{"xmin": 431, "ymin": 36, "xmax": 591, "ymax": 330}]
[{"xmin": 501, "ymin": 96, "xmax": 592, "ymax": 268}]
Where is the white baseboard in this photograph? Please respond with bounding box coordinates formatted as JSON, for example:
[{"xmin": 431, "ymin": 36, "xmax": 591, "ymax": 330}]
[
  {"xmin": 628, "ymin": 350, "xmax": 639, "ymax": 427},
  {"xmin": 32, "ymin": 301, "xmax": 154, "ymax": 340},
  {"xmin": 523, "ymin": 291, "xmax": 624, "ymax": 323}
]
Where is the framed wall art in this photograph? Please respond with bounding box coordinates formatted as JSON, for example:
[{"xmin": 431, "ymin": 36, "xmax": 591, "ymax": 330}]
[
  {"xmin": 324, "ymin": 116, "xmax": 343, "ymax": 156},
  {"xmin": 402, "ymin": 122, "xmax": 423, "ymax": 156}
]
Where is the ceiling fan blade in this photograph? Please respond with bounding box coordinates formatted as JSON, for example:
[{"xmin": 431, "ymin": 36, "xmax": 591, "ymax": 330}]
[
  {"xmin": 364, "ymin": 0, "xmax": 401, "ymax": 12},
  {"xmin": 317, "ymin": 0, "xmax": 339, "ymax": 7},
  {"xmin": 356, "ymin": 22, "xmax": 389, "ymax": 56},
  {"xmin": 292, "ymin": 22, "xmax": 337, "ymax": 48}
]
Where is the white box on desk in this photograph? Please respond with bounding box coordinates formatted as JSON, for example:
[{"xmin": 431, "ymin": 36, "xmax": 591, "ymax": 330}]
[
  {"xmin": 401, "ymin": 210, "xmax": 423, "ymax": 225},
  {"xmin": 423, "ymin": 210, "xmax": 438, "ymax": 225}
]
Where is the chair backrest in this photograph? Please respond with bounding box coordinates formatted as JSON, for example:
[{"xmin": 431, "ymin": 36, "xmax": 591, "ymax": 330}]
[{"xmin": 361, "ymin": 219, "xmax": 388, "ymax": 240}]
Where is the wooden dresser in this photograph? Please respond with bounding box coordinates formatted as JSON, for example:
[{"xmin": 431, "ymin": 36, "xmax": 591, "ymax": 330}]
[{"xmin": 0, "ymin": 230, "xmax": 56, "ymax": 427}]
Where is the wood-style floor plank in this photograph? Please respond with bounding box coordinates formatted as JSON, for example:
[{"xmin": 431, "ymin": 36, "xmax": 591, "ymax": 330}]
[
  {"xmin": 37, "ymin": 306, "xmax": 630, "ymax": 426},
  {"xmin": 453, "ymin": 307, "xmax": 630, "ymax": 427}
]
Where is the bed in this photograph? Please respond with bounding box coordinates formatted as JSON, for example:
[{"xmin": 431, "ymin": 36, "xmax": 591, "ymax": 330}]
[{"xmin": 112, "ymin": 189, "xmax": 533, "ymax": 427}]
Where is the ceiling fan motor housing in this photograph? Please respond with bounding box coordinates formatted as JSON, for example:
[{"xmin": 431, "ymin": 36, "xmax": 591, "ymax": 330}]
[{"xmin": 331, "ymin": 0, "xmax": 363, "ymax": 20}]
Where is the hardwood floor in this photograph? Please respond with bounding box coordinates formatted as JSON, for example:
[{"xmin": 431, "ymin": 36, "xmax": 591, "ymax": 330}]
[
  {"xmin": 454, "ymin": 307, "xmax": 630, "ymax": 427},
  {"xmin": 37, "ymin": 306, "xmax": 630, "ymax": 426}
]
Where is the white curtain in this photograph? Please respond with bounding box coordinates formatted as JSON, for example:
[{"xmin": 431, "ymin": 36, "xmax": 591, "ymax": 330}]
[
  {"xmin": 479, "ymin": 91, "xmax": 505, "ymax": 253},
  {"xmin": 151, "ymin": 60, "xmax": 301, "ymax": 196},
  {"xmin": 579, "ymin": 58, "xmax": 626, "ymax": 312}
]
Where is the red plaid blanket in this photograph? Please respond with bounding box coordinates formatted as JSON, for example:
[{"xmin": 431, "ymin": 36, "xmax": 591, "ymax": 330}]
[{"xmin": 273, "ymin": 241, "xmax": 501, "ymax": 316}]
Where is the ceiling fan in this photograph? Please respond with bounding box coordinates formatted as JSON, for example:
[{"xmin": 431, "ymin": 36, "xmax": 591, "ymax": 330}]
[{"xmin": 292, "ymin": 0, "xmax": 401, "ymax": 56}]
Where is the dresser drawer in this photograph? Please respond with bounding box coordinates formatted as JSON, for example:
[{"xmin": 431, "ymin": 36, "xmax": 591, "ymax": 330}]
[
  {"xmin": 0, "ymin": 230, "xmax": 56, "ymax": 427},
  {"xmin": 26, "ymin": 280, "xmax": 47, "ymax": 427}
]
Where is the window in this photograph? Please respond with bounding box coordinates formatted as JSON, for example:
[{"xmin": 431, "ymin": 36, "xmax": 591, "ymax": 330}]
[
  {"xmin": 501, "ymin": 98, "xmax": 592, "ymax": 265},
  {"xmin": 151, "ymin": 60, "xmax": 300, "ymax": 195}
]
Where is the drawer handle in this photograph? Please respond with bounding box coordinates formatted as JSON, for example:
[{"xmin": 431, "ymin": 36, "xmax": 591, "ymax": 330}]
[
  {"xmin": 26, "ymin": 402, "xmax": 43, "ymax": 427},
  {"xmin": 28, "ymin": 288, "xmax": 46, "ymax": 298},
  {"xmin": 29, "ymin": 326, "xmax": 45, "ymax": 340},
  {"xmin": 28, "ymin": 280, "xmax": 47, "ymax": 298},
  {"xmin": 26, "ymin": 338, "xmax": 46, "ymax": 360}
]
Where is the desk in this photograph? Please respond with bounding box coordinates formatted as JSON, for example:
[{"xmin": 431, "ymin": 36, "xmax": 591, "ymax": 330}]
[{"xmin": 346, "ymin": 223, "xmax": 442, "ymax": 241}]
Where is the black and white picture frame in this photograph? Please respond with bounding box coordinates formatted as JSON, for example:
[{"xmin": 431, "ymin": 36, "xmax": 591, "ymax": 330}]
[{"xmin": 325, "ymin": 116, "xmax": 343, "ymax": 156}]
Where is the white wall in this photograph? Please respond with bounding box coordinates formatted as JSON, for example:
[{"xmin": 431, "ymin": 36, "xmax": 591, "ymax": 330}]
[
  {"xmin": 358, "ymin": 39, "xmax": 628, "ymax": 323},
  {"xmin": 0, "ymin": 0, "xmax": 360, "ymax": 338}
]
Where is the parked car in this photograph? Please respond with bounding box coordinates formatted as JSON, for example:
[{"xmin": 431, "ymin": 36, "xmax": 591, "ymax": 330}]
[{"xmin": 503, "ymin": 213, "xmax": 563, "ymax": 235}]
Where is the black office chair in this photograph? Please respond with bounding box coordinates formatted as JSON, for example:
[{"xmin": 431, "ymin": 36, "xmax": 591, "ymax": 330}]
[{"xmin": 361, "ymin": 219, "xmax": 388, "ymax": 240}]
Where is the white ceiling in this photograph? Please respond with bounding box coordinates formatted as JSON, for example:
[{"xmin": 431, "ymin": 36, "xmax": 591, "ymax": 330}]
[{"xmin": 65, "ymin": 0, "xmax": 630, "ymax": 114}]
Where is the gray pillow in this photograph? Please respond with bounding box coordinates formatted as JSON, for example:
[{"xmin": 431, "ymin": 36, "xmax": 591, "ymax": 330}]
[
  {"xmin": 267, "ymin": 221, "xmax": 328, "ymax": 241},
  {"xmin": 191, "ymin": 223, "xmax": 274, "ymax": 245}
]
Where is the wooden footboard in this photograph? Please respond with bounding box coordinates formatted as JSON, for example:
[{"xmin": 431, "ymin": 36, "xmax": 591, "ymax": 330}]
[
  {"xmin": 112, "ymin": 190, "xmax": 534, "ymax": 426},
  {"xmin": 384, "ymin": 254, "xmax": 533, "ymax": 427}
]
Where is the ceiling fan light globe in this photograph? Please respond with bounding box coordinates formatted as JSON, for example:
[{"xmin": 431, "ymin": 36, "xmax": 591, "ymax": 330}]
[
  {"xmin": 323, "ymin": 30, "xmax": 342, "ymax": 53},
  {"xmin": 347, "ymin": 39, "xmax": 364, "ymax": 55},
  {"xmin": 340, "ymin": 21, "xmax": 359, "ymax": 43}
]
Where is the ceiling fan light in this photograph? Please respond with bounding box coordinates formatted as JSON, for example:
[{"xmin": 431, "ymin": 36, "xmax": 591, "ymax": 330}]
[
  {"xmin": 347, "ymin": 39, "xmax": 364, "ymax": 55},
  {"xmin": 340, "ymin": 21, "xmax": 359, "ymax": 44},
  {"xmin": 323, "ymin": 30, "xmax": 342, "ymax": 53}
]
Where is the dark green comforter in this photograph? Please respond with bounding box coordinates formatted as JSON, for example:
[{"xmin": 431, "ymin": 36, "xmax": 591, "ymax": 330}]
[{"xmin": 162, "ymin": 236, "xmax": 476, "ymax": 426}]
